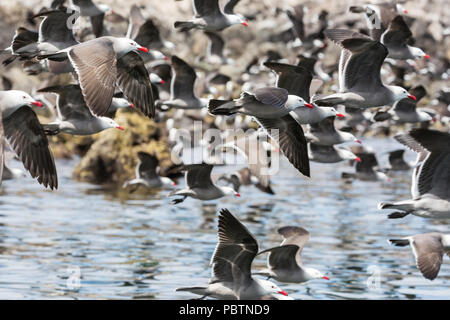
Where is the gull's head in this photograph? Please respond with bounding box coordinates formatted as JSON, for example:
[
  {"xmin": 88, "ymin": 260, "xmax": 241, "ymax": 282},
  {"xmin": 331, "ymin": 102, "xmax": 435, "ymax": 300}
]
[
  {"xmin": 286, "ymin": 95, "xmax": 314, "ymax": 110},
  {"xmin": 150, "ymin": 50, "xmax": 168, "ymax": 61},
  {"xmin": 396, "ymin": 4, "xmax": 408, "ymax": 14},
  {"xmin": 418, "ymin": 111, "xmax": 433, "ymax": 122},
  {"xmin": 114, "ymin": 38, "xmax": 149, "ymax": 56},
  {"xmin": 324, "ymin": 107, "xmax": 345, "ymax": 118},
  {"xmin": 304, "ymin": 267, "xmax": 329, "ymax": 281},
  {"xmin": 5, "ymin": 90, "xmax": 42, "ymax": 109},
  {"xmin": 222, "ymin": 186, "xmax": 240, "ymax": 197},
  {"xmin": 390, "ymin": 86, "xmax": 416, "ymax": 102},
  {"xmin": 161, "ymin": 177, "xmax": 177, "ymax": 186},
  {"xmin": 410, "ymin": 46, "xmax": 430, "ymax": 60},
  {"xmin": 229, "ymin": 14, "xmax": 248, "ymax": 27},
  {"xmin": 100, "ymin": 117, "xmax": 124, "ymax": 131},
  {"xmin": 338, "ymin": 148, "xmax": 360, "ymax": 161},
  {"xmin": 258, "ymin": 279, "xmax": 288, "ymax": 297},
  {"xmin": 111, "ymin": 97, "xmax": 133, "ymax": 109},
  {"xmin": 150, "ymin": 73, "xmax": 165, "ymax": 85}
]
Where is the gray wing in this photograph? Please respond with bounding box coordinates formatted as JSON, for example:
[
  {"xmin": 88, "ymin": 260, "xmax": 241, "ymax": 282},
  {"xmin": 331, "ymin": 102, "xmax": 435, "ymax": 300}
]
[
  {"xmin": 37, "ymin": 84, "xmax": 93, "ymax": 121},
  {"xmin": 134, "ymin": 19, "xmax": 163, "ymax": 48},
  {"xmin": 324, "ymin": 29, "xmax": 371, "ymax": 46},
  {"xmin": 36, "ymin": 9, "xmax": 79, "ymax": 47},
  {"xmin": 409, "ymin": 85, "xmax": 427, "ymax": 102},
  {"xmin": 341, "ymin": 38, "xmax": 388, "ymax": 91},
  {"xmin": 389, "ymin": 149, "xmax": 406, "ymax": 164},
  {"xmin": 264, "ymin": 62, "xmax": 312, "ymax": 101},
  {"xmin": 116, "ymin": 51, "xmax": 155, "ymax": 118},
  {"xmin": 297, "ymin": 55, "xmax": 317, "ymax": 74},
  {"xmin": 211, "ymin": 208, "xmax": 258, "ymax": 288},
  {"xmin": 193, "ymin": 0, "xmax": 222, "ymax": 17},
  {"xmin": 170, "ymin": 55, "xmax": 197, "ymax": 101},
  {"xmin": 393, "ymin": 98, "xmax": 416, "ymax": 113},
  {"xmin": 256, "ymin": 114, "xmax": 310, "ymax": 177},
  {"xmin": 259, "ymin": 245, "xmax": 300, "ymax": 271},
  {"xmin": 381, "ymin": 15, "xmax": 412, "ymax": 48},
  {"xmin": 309, "ymin": 116, "xmax": 336, "ymax": 134},
  {"xmin": 355, "ymin": 153, "xmax": 378, "ymax": 173},
  {"xmin": 395, "ymin": 129, "xmax": 450, "ymax": 199},
  {"xmin": 2, "ymin": 106, "xmax": 57, "ymax": 189},
  {"xmin": 136, "ymin": 152, "xmax": 159, "ymax": 180},
  {"xmin": 223, "ymin": 0, "xmax": 241, "ymax": 14},
  {"xmin": 324, "ymin": 29, "xmax": 371, "ymax": 86},
  {"xmin": 72, "ymin": 0, "xmax": 95, "ymax": 7},
  {"xmin": 252, "ymin": 87, "xmax": 289, "ymax": 108},
  {"xmin": 90, "ymin": 13, "xmax": 104, "ymax": 38},
  {"xmin": 233, "ymin": 133, "xmax": 271, "ymax": 188},
  {"xmin": 278, "ymin": 226, "xmax": 310, "ymax": 266},
  {"xmin": 411, "ymin": 233, "xmax": 444, "ymax": 280},
  {"xmin": 127, "ymin": 4, "xmax": 146, "ymax": 39},
  {"xmin": 68, "ymin": 39, "xmax": 117, "ymax": 117},
  {"xmin": 183, "ymin": 163, "xmax": 214, "ymax": 189},
  {"xmin": 205, "ymin": 31, "xmax": 225, "ymax": 58},
  {"xmin": 287, "ymin": 4, "xmax": 305, "ymax": 41}
]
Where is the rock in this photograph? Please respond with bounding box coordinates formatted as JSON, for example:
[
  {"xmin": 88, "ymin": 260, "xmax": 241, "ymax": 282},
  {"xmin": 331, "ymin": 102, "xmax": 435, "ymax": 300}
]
[{"xmin": 73, "ymin": 109, "xmax": 173, "ymax": 184}]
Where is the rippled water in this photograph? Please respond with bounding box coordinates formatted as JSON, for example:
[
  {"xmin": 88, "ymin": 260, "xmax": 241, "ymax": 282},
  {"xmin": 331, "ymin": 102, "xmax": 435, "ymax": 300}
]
[{"xmin": 0, "ymin": 137, "xmax": 449, "ymax": 300}]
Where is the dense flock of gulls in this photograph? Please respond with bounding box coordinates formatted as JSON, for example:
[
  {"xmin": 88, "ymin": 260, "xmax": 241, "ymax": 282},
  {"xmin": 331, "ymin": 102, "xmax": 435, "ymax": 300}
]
[{"xmin": 0, "ymin": 0, "xmax": 449, "ymax": 300}]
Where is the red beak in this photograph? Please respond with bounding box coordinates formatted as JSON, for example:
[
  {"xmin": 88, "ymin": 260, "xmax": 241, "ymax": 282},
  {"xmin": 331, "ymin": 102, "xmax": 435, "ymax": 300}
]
[
  {"xmin": 160, "ymin": 80, "xmax": 166, "ymax": 84},
  {"xmin": 323, "ymin": 276, "xmax": 330, "ymax": 280},
  {"xmin": 129, "ymin": 103, "xmax": 135, "ymax": 109},
  {"xmin": 336, "ymin": 113, "xmax": 345, "ymax": 118},
  {"xmin": 278, "ymin": 290, "xmax": 288, "ymax": 296},
  {"xmin": 424, "ymin": 54, "xmax": 430, "ymax": 59},
  {"xmin": 31, "ymin": 101, "xmax": 43, "ymax": 107},
  {"xmin": 164, "ymin": 56, "xmax": 169, "ymax": 61},
  {"xmin": 356, "ymin": 139, "xmax": 362, "ymax": 144},
  {"xmin": 116, "ymin": 126, "xmax": 124, "ymax": 130},
  {"xmin": 242, "ymin": 21, "xmax": 248, "ymax": 27},
  {"xmin": 305, "ymin": 103, "xmax": 314, "ymax": 109},
  {"xmin": 403, "ymin": 9, "xmax": 408, "ymax": 14},
  {"xmin": 138, "ymin": 47, "xmax": 149, "ymax": 53},
  {"xmin": 172, "ymin": 182, "xmax": 177, "ymax": 186},
  {"xmin": 355, "ymin": 157, "xmax": 361, "ymax": 162},
  {"xmin": 408, "ymin": 94, "xmax": 417, "ymax": 101},
  {"xmin": 235, "ymin": 193, "xmax": 241, "ymax": 197}
]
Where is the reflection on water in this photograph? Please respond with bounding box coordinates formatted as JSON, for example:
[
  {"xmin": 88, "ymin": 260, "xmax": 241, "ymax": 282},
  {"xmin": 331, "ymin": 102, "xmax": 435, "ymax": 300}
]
[{"xmin": 0, "ymin": 137, "xmax": 449, "ymax": 299}]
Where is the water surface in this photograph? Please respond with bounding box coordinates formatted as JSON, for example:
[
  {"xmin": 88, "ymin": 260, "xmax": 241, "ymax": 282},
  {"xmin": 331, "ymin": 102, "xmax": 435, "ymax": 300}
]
[{"xmin": 0, "ymin": 137, "xmax": 449, "ymax": 299}]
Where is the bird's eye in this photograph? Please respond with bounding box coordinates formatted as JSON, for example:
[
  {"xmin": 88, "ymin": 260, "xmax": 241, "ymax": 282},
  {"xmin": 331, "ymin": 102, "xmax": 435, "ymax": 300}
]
[{"xmin": 23, "ymin": 96, "xmax": 26, "ymax": 99}]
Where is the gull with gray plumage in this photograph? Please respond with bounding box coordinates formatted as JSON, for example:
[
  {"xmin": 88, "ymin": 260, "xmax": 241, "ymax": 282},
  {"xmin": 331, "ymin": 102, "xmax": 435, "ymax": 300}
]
[
  {"xmin": 176, "ymin": 209, "xmax": 291, "ymax": 300},
  {"xmin": 156, "ymin": 56, "xmax": 208, "ymax": 110},
  {"xmin": 314, "ymin": 29, "xmax": 416, "ymax": 109},
  {"xmin": 256, "ymin": 226, "xmax": 329, "ymax": 283},
  {"xmin": 170, "ymin": 164, "xmax": 240, "ymax": 204},
  {"xmin": 123, "ymin": 152, "xmax": 176, "ymax": 191},
  {"xmin": 379, "ymin": 129, "xmax": 450, "ymax": 219},
  {"xmin": 174, "ymin": 0, "xmax": 248, "ymax": 32},
  {"xmin": 389, "ymin": 233, "xmax": 450, "ymax": 280},
  {"xmin": 209, "ymin": 87, "xmax": 311, "ymax": 177},
  {"xmin": 264, "ymin": 61, "xmax": 345, "ymax": 125},
  {"xmin": 39, "ymin": 36, "xmax": 155, "ymax": 119},
  {"xmin": 373, "ymin": 86, "xmax": 432, "ymax": 124},
  {"xmin": 306, "ymin": 116, "xmax": 361, "ymax": 146},
  {"xmin": 308, "ymin": 143, "xmax": 361, "ymax": 164},
  {"xmin": 38, "ymin": 84, "xmax": 124, "ymax": 135},
  {"xmin": 0, "ymin": 90, "xmax": 57, "ymax": 189}
]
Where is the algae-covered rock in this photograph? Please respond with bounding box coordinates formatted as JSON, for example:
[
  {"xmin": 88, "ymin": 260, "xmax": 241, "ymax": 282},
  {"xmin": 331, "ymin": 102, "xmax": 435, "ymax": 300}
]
[{"xmin": 73, "ymin": 109, "xmax": 173, "ymax": 184}]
